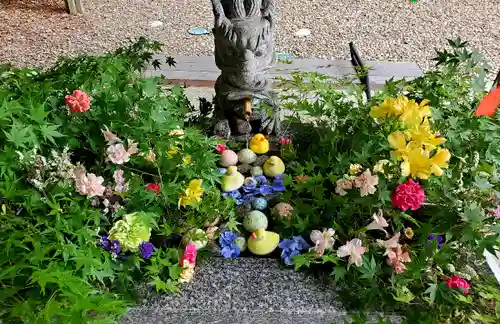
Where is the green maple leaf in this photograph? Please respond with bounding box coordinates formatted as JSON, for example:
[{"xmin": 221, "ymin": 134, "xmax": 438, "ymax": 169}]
[
  {"xmin": 151, "ymin": 59, "xmax": 161, "ymax": 70},
  {"xmin": 4, "ymin": 122, "xmax": 36, "ymax": 148},
  {"xmin": 424, "ymin": 283, "xmax": 437, "ymax": 303},
  {"xmin": 39, "ymin": 124, "xmax": 64, "ymax": 144},
  {"xmin": 331, "ymin": 266, "xmax": 346, "ymax": 282},
  {"xmin": 166, "ymin": 57, "xmax": 176, "ymax": 67}
]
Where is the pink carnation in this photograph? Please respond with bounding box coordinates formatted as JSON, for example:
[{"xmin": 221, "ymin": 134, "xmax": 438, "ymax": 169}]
[
  {"xmin": 65, "ymin": 90, "xmax": 90, "ymax": 113},
  {"xmin": 279, "ymin": 137, "xmax": 291, "ymax": 145},
  {"xmin": 181, "ymin": 242, "xmax": 197, "ymax": 267},
  {"xmin": 391, "ymin": 179, "xmax": 425, "ymax": 211},
  {"xmin": 446, "ymin": 275, "xmax": 470, "ymax": 295}
]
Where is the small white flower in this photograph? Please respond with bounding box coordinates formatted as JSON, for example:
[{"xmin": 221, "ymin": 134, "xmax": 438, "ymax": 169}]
[
  {"xmin": 337, "ymin": 238, "xmax": 366, "ymax": 268},
  {"xmin": 310, "ymin": 228, "xmax": 335, "ymax": 256},
  {"xmin": 107, "ymin": 143, "xmax": 130, "ymax": 164},
  {"xmin": 366, "ymin": 209, "xmax": 389, "ymax": 236}
]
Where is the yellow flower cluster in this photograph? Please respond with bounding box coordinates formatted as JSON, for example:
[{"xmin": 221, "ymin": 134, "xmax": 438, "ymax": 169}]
[
  {"xmin": 370, "ymin": 96, "xmax": 431, "ymax": 126},
  {"xmin": 371, "ymin": 96, "xmax": 451, "ymax": 180},
  {"xmin": 178, "ymin": 179, "xmax": 204, "ymax": 208}
]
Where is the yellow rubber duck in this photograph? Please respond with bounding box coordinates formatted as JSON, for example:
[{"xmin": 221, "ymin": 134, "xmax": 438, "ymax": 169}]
[
  {"xmin": 263, "ymin": 156, "xmax": 285, "ymax": 177},
  {"xmin": 221, "ymin": 166, "xmax": 245, "ymax": 192},
  {"xmin": 247, "ymin": 228, "xmax": 280, "ymax": 256},
  {"xmin": 249, "ymin": 134, "xmax": 269, "ymax": 154}
]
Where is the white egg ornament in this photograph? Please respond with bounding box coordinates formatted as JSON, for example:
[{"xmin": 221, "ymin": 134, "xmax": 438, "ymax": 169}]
[
  {"xmin": 220, "ymin": 150, "xmax": 238, "ymax": 167},
  {"xmin": 237, "ymin": 148, "xmax": 257, "ymax": 164},
  {"xmin": 243, "ymin": 210, "xmax": 268, "ymax": 232}
]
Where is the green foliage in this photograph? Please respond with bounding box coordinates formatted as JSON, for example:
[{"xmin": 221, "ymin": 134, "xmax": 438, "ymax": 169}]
[
  {"xmin": 0, "ymin": 38, "xmax": 226, "ymax": 323},
  {"xmin": 278, "ymin": 39, "xmax": 500, "ymax": 322}
]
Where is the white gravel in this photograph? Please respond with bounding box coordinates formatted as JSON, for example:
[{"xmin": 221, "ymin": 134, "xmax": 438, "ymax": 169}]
[{"xmin": 1, "ymin": 0, "xmax": 499, "ymax": 72}]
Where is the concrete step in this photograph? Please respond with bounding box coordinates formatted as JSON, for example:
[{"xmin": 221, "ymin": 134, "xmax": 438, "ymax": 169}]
[
  {"xmin": 144, "ymin": 56, "xmax": 422, "ymax": 90},
  {"xmin": 121, "ymin": 257, "xmax": 399, "ymax": 324}
]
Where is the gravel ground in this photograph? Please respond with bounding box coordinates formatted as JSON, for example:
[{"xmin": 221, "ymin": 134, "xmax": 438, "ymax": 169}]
[{"xmin": 1, "ymin": 0, "xmax": 499, "ymax": 72}]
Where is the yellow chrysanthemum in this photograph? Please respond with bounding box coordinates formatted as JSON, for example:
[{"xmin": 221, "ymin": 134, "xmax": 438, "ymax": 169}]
[
  {"xmin": 178, "ymin": 179, "xmax": 204, "ymax": 208},
  {"xmin": 168, "ymin": 146, "xmax": 179, "ymax": 157},
  {"xmin": 183, "ymin": 155, "xmax": 192, "ymax": 165}
]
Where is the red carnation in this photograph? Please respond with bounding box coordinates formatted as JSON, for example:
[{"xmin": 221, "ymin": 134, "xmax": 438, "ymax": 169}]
[
  {"xmin": 65, "ymin": 90, "xmax": 90, "ymax": 113},
  {"xmin": 391, "ymin": 179, "xmax": 425, "ymax": 211},
  {"xmin": 146, "ymin": 183, "xmax": 160, "ymax": 195},
  {"xmin": 446, "ymin": 275, "xmax": 470, "ymax": 295},
  {"xmin": 216, "ymin": 143, "xmax": 227, "ymax": 153}
]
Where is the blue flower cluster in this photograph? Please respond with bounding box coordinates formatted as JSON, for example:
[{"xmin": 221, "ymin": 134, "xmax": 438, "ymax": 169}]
[
  {"xmin": 100, "ymin": 235, "xmax": 120, "ymax": 255},
  {"xmin": 139, "ymin": 241, "xmax": 155, "ymax": 259},
  {"xmin": 427, "ymin": 234, "xmax": 445, "ymax": 249},
  {"xmin": 223, "ymin": 174, "xmax": 285, "ymax": 205},
  {"xmin": 278, "ymin": 236, "xmax": 311, "ymax": 265},
  {"xmin": 219, "ymin": 231, "xmax": 241, "ymax": 258}
]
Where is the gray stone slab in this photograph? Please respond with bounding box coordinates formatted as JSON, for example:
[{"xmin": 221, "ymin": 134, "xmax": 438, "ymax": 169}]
[
  {"xmin": 145, "ymin": 56, "xmax": 422, "ymax": 90},
  {"xmin": 121, "ymin": 257, "xmax": 347, "ymax": 324}
]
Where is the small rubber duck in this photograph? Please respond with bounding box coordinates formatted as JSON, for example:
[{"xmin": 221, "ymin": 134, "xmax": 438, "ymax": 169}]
[
  {"xmin": 250, "ymin": 134, "xmax": 270, "ymax": 154},
  {"xmin": 247, "ymin": 228, "xmax": 280, "ymax": 256},
  {"xmin": 263, "ymin": 156, "xmax": 285, "ymax": 177},
  {"xmin": 221, "ymin": 166, "xmax": 245, "ymax": 192}
]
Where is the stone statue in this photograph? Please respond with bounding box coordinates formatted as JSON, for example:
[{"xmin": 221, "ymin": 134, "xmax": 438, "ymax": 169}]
[{"xmin": 211, "ymin": 0, "xmax": 281, "ymax": 138}]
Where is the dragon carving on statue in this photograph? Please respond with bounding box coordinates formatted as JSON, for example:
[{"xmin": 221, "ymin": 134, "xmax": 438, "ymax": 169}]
[{"xmin": 211, "ymin": 0, "xmax": 281, "ymax": 137}]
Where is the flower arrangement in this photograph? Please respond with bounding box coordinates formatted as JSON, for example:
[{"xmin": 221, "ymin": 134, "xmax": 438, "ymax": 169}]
[
  {"xmin": 276, "ymin": 38, "xmax": 500, "ymax": 323},
  {"xmin": 1, "ymin": 36, "xmax": 499, "ymax": 324}
]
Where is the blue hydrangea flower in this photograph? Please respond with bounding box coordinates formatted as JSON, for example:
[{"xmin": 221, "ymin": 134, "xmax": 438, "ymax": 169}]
[
  {"xmin": 236, "ymin": 193, "xmax": 255, "ymax": 206},
  {"xmin": 255, "ymin": 175, "xmax": 268, "ymax": 185},
  {"xmin": 223, "ymin": 190, "xmax": 242, "ymax": 199},
  {"xmin": 139, "ymin": 241, "xmax": 155, "ymax": 259},
  {"xmin": 427, "ymin": 233, "xmax": 445, "ymax": 249},
  {"xmin": 271, "ymin": 176, "xmax": 285, "ymax": 192},
  {"xmin": 219, "ymin": 231, "xmax": 241, "ymax": 258},
  {"xmin": 100, "ymin": 235, "xmax": 120, "ymax": 255},
  {"xmin": 259, "ymin": 185, "xmax": 274, "ymax": 196},
  {"xmin": 278, "ymin": 236, "xmax": 311, "ymax": 265}
]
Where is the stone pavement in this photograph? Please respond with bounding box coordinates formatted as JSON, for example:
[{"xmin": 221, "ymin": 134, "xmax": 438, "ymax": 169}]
[{"xmin": 121, "ymin": 257, "xmax": 398, "ymax": 324}]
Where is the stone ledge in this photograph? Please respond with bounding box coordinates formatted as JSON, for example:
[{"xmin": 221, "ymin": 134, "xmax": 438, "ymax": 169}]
[
  {"xmin": 121, "ymin": 257, "xmax": 399, "ymax": 324},
  {"xmin": 144, "ymin": 56, "xmax": 423, "ymax": 90}
]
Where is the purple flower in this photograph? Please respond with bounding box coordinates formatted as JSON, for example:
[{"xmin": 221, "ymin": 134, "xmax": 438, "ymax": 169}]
[
  {"xmin": 100, "ymin": 235, "xmax": 120, "ymax": 255},
  {"xmin": 139, "ymin": 242, "xmax": 155, "ymax": 259},
  {"xmin": 278, "ymin": 236, "xmax": 311, "ymax": 265},
  {"xmin": 427, "ymin": 233, "xmax": 445, "ymax": 249},
  {"xmin": 219, "ymin": 231, "xmax": 241, "ymax": 258}
]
